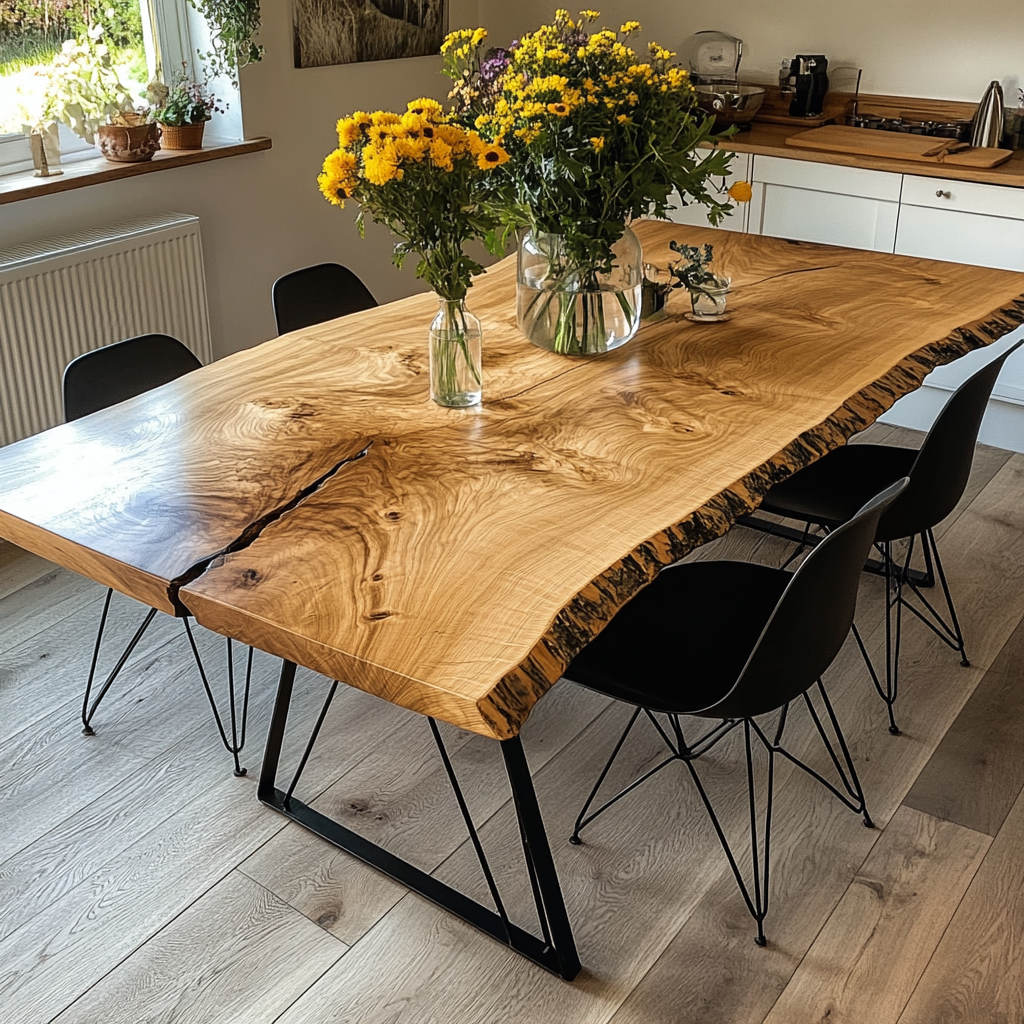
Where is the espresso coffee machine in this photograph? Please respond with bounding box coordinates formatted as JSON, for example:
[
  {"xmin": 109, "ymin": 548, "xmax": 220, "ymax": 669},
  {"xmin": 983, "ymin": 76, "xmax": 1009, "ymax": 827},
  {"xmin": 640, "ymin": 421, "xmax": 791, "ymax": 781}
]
[{"xmin": 786, "ymin": 55, "xmax": 829, "ymax": 117}]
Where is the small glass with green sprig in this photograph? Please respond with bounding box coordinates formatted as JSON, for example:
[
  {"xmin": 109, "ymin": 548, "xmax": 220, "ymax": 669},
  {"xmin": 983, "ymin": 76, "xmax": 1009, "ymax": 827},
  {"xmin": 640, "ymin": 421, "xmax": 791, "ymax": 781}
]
[{"xmin": 668, "ymin": 241, "xmax": 732, "ymax": 321}]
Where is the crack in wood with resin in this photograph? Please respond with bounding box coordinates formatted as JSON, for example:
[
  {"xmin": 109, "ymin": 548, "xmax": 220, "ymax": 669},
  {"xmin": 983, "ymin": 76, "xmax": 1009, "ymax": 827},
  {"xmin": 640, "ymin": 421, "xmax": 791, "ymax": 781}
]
[{"xmin": 1, "ymin": 222, "xmax": 1021, "ymax": 738}]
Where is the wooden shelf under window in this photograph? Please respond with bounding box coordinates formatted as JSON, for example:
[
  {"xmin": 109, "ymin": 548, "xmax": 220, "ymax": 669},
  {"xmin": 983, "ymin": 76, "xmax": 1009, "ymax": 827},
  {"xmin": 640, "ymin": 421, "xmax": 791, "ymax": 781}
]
[{"xmin": 0, "ymin": 136, "xmax": 272, "ymax": 206}]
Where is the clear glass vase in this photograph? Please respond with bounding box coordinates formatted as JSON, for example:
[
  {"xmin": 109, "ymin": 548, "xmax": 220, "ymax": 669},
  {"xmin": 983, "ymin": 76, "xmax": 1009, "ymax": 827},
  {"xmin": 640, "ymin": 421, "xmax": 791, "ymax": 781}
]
[
  {"xmin": 516, "ymin": 226, "xmax": 643, "ymax": 356},
  {"xmin": 429, "ymin": 297, "xmax": 482, "ymax": 407}
]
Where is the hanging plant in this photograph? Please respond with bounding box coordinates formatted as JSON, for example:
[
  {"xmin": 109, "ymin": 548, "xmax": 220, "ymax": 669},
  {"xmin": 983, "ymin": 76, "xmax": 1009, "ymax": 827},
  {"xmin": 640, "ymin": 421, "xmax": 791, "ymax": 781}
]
[{"xmin": 187, "ymin": 0, "xmax": 264, "ymax": 82}]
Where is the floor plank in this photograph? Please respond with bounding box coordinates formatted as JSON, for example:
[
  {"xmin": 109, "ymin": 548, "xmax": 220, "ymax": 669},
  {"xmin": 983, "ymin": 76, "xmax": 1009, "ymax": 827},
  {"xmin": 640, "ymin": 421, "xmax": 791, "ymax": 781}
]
[
  {"xmin": 761, "ymin": 806, "xmax": 990, "ymax": 1024},
  {"xmin": 51, "ymin": 871, "xmax": 346, "ymax": 1024},
  {"xmin": 903, "ymin": 615, "xmax": 1024, "ymax": 836},
  {"xmin": 898, "ymin": 787, "xmax": 1024, "ymax": 1024},
  {"xmin": 0, "ymin": 543, "xmax": 56, "ymax": 603}
]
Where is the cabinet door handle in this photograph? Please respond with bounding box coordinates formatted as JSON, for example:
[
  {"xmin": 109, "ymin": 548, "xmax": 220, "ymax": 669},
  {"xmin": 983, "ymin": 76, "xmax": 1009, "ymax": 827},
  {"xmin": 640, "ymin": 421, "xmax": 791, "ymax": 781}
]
[{"xmin": 935, "ymin": 190, "xmax": 952, "ymax": 199}]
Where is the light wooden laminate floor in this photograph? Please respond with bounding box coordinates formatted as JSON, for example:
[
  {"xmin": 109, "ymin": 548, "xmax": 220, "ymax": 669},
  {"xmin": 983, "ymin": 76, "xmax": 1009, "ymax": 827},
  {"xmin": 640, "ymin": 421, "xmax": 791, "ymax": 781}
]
[{"xmin": 1, "ymin": 424, "xmax": 1022, "ymax": 1023}]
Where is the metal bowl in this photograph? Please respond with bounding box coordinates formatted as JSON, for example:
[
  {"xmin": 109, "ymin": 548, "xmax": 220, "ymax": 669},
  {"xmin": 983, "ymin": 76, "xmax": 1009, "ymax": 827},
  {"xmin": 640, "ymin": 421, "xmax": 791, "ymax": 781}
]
[{"xmin": 693, "ymin": 85, "xmax": 766, "ymax": 125}]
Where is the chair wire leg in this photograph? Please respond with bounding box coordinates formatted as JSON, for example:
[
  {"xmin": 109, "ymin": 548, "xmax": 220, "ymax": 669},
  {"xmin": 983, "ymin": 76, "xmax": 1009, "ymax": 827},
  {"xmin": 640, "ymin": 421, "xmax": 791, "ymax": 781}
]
[
  {"xmin": 927, "ymin": 528, "xmax": 970, "ymax": 667},
  {"xmin": 850, "ymin": 621, "xmax": 886, "ymax": 706},
  {"xmin": 81, "ymin": 589, "xmax": 158, "ymax": 735},
  {"xmin": 816, "ymin": 680, "xmax": 873, "ymax": 828},
  {"xmin": 677, "ymin": 720, "xmax": 772, "ymax": 944},
  {"xmin": 569, "ymin": 706, "xmax": 643, "ymax": 844},
  {"xmin": 779, "ymin": 520, "xmax": 814, "ymax": 570},
  {"xmin": 428, "ymin": 718, "xmax": 512, "ymax": 943},
  {"xmin": 182, "ymin": 618, "xmax": 253, "ymax": 776},
  {"xmin": 882, "ymin": 540, "xmax": 902, "ymax": 735}
]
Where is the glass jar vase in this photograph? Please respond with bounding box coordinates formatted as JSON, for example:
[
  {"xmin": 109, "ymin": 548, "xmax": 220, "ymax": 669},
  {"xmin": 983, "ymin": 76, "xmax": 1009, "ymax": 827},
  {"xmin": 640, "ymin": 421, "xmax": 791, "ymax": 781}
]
[
  {"xmin": 688, "ymin": 276, "xmax": 732, "ymax": 321},
  {"xmin": 429, "ymin": 297, "xmax": 482, "ymax": 407},
  {"xmin": 516, "ymin": 226, "xmax": 643, "ymax": 356}
]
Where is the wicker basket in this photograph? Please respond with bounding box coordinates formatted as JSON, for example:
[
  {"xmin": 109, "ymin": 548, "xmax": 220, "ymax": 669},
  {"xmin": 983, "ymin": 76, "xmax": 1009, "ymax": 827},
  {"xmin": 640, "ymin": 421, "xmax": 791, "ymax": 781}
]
[{"xmin": 159, "ymin": 122, "xmax": 206, "ymax": 150}]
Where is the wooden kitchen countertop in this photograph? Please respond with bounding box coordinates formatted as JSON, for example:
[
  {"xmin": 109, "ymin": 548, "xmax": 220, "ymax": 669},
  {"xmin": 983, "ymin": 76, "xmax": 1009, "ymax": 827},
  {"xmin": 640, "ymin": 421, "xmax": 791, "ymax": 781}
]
[{"xmin": 718, "ymin": 121, "xmax": 1024, "ymax": 189}]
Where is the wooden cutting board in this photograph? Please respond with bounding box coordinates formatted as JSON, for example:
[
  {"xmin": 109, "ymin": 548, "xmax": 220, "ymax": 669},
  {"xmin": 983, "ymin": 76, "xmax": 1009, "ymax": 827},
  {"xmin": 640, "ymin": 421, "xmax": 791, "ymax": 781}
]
[{"xmin": 786, "ymin": 125, "xmax": 1014, "ymax": 168}]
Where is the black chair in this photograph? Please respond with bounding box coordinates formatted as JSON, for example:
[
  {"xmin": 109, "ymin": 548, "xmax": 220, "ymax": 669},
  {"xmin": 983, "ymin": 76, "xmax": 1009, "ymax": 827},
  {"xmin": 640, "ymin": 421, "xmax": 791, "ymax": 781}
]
[
  {"xmin": 757, "ymin": 340, "xmax": 1023, "ymax": 734},
  {"xmin": 564, "ymin": 478, "xmax": 908, "ymax": 946},
  {"xmin": 272, "ymin": 263, "xmax": 377, "ymax": 335},
  {"xmin": 64, "ymin": 334, "xmax": 253, "ymax": 775}
]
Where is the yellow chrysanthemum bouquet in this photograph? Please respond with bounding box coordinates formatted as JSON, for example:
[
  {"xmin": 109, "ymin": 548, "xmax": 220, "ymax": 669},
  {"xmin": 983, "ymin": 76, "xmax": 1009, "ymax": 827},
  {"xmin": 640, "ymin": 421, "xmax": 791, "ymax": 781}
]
[
  {"xmin": 443, "ymin": 11, "xmax": 736, "ymax": 355},
  {"xmin": 319, "ymin": 100, "xmax": 509, "ymax": 406}
]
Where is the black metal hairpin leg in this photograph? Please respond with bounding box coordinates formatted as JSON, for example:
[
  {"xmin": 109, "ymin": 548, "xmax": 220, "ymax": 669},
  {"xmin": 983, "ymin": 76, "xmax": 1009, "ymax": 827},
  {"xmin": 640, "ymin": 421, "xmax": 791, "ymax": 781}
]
[
  {"xmin": 81, "ymin": 588, "xmax": 159, "ymax": 735},
  {"xmin": 182, "ymin": 619, "xmax": 254, "ymax": 777},
  {"xmin": 259, "ymin": 660, "xmax": 581, "ymax": 980}
]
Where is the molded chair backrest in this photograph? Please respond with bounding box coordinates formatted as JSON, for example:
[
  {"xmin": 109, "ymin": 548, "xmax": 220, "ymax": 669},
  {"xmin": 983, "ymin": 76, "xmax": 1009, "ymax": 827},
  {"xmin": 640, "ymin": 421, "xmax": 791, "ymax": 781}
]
[
  {"xmin": 272, "ymin": 263, "xmax": 378, "ymax": 336},
  {"xmin": 878, "ymin": 339, "xmax": 1023, "ymax": 541},
  {"xmin": 63, "ymin": 334, "xmax": 202, "ymax": 422},
  {"xmin": 705, "ymin": 478, "xmax": 909, "ymax": 719}
]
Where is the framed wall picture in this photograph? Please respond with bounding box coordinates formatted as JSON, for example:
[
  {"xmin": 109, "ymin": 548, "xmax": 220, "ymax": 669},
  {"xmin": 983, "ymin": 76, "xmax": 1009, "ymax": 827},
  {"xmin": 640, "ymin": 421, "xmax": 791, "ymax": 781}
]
[{"xmin": 293, "ymin": 0, "xmax": 449, "ymax": 68}]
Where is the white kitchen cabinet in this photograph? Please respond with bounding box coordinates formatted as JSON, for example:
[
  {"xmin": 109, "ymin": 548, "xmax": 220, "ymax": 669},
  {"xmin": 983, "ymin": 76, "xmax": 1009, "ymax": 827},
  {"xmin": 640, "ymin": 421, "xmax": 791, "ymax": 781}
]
[
  {"xmin": 748, "ymin": 155, "xmax": 902, "ymax": 252},
  {"xmin": 889, "ymin": 175, "xmax": 1024, "ymax": 451},
  {"xmin": 666, "ymin": 153, "xmax": 752, "ymax": 232}
]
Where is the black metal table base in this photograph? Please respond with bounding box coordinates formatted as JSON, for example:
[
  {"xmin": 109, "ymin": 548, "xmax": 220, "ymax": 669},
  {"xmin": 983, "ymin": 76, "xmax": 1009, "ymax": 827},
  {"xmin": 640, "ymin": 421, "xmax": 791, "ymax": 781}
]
[
  {"xmin": 736, "ymin": 514, "xmax": 935, "ymax": 587},
  {"xmin": 258, "ymin": 661, "xmax": 582, "ymax": 981}
]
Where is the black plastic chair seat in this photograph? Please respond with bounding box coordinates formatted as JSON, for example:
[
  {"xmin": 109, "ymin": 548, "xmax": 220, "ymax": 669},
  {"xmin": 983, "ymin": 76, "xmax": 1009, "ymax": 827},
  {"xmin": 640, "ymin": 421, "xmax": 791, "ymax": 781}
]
[
  {"xmin": 759, "ymin": 444, "xmax": 916, "ymax": 535},
  {"xmin": 565, "ymin": 560, "xmax": 792, "ymax": 716}
]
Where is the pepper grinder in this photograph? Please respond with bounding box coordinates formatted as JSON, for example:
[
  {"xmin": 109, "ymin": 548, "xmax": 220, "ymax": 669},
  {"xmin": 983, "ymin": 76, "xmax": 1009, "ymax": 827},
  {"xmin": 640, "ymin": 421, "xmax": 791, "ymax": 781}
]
[{"xmin": 971, "ymin": 81, "xmax": 1005, "ymax": 148}]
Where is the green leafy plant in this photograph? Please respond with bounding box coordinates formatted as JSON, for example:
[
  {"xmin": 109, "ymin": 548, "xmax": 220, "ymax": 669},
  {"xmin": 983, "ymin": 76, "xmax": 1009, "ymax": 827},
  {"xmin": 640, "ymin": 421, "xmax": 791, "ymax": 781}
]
[
  {"xmin": 442, "ymin": 12, "xmax": 737, "ymax": 272},
  {"xmin": 39, "ymin": 22, "xmax": 137, "ymax": 143},
  {"xmin": 152, "ymin": 63, "xmax": 224, "ymax": 125},
  {"xmin": 667, "ymin": 241, "xmax": 728, "ymax": 298},
  {"xmin": 186, "ymin": 0, "xmax": 263, "ymax": 83}
]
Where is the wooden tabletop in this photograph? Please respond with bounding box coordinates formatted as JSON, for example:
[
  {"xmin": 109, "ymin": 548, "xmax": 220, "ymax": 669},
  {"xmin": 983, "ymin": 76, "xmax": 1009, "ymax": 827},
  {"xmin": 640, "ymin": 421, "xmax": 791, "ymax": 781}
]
[{"xmin": 1, "ymin": 221, "xmax": 1021, "ymax": 739}]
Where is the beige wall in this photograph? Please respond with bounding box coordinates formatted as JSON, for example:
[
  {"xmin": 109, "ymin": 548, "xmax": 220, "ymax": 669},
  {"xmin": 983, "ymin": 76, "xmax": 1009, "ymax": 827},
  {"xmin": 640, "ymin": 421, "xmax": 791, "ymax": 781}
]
[
  {"xmin": 479, "ymin": 1, "xmax": 1023, "ymax": 102},
  {"xmin": 0, "ymin": 0, "xmax": 476, "ymax": 359}
]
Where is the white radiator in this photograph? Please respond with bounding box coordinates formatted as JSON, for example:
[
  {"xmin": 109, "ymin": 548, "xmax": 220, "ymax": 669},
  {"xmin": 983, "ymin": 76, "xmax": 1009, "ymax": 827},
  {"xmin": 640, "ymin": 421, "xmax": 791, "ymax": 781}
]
[{"xmin": 0, "ymin": 212, "xmax": 213, "ymax": 446}]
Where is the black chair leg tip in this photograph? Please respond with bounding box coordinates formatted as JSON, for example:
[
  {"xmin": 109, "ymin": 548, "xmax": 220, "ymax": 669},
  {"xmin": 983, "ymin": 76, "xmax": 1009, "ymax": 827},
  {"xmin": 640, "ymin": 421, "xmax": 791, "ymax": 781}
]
[
  {"xmin": 568, "ymin": 835, "xmax": 583, "ymax": 846},
  {"xmin": 234, "ymin": 767, "xmax": 248, "ymax": 778},
  {"xmin": 754, "ymin": 935, "xmax": 767, "ymax": 948},
  {"xmin": 81, "ymin": 725, "xmax": 95, "ymax": 736},
  {"xmin": 863, "ymin": 815, "xmax": 874, "ymax": 829},
  {"xmin": 960, "ymin": 657, "xmax": 971, "ymax": 668},
  {"xmin": 888, "ymin": 724, "xmax": 901, "ymax": 736}
]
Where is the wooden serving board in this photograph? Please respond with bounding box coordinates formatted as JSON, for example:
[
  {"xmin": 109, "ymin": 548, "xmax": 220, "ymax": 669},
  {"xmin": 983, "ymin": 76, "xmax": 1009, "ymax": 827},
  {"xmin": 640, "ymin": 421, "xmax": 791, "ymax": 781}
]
[{"xmin": 786, "ymin": 125, "xmax": 1014, "ymax": 168}]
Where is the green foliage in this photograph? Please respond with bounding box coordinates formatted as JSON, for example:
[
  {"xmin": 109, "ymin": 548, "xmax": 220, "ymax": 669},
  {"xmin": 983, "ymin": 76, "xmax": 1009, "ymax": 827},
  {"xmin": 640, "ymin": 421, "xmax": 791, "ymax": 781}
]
[
  {"xmin": 667, "ymin": 241, "xmax": 725, "ymax": 296},
  {"xmin": 152, "ymin": 64, "xmax": 223, "ymax": 124},
  {"xmin": 186, "ymin": 0, "xmax": 262, "ymax": 83},
  {"xmin": 443, "ymin": 13, "xmax": 737, "ymax": 273},
  {"xmin": 38, "ymin": 22, "xmax": 136, "ymax": 141}
]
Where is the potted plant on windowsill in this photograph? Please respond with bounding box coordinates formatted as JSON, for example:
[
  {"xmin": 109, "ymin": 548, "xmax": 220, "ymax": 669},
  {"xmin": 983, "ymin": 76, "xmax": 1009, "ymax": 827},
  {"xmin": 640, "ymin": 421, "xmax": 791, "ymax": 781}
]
[{"xmin": 151, "ymin": 68, "xmax": 224, "ymax": 150}]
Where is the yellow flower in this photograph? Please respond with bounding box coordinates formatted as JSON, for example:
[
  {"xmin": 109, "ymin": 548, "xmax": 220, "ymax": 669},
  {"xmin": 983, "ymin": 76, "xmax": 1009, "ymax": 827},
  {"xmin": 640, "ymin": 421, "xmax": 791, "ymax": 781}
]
[
  {"xmin": 620, "ymin": 20, "xmax": 641, "ymax": 33},
  {"xmin": 406, "ymin": 97, "xmax": 443, "ymax": 119},
  {"xmin": 317, "ymin": 172, "xmax": 348, "ymax": 207},
  {"xmin": 616, "ymin": 113, "xmax": 632, "ymax": 124},
  {"xmin": 728, "ymin": 180, "xmax": 753, "ymax": 203},
  {"xmin": 547, "ymin": 101, "xmax": 570, "ymax": 116},
  {"xmin": 579, "ymin": 9, "xmax": 600, "ymax": 19},
  {"xmin": 429, "ymin": 138, "xmax": 454, "ymax": 171},
  {"xmin": 477, "ymin": 143, "xmax": 510, "ymax": 169},
  {"xmin": 336, "ymin": 116, "xmax": 361, "ymax": 148},
  {"xmin": 471, "ymin": 27, "xmax": 487, "ymax": 46},
  {"xmin": 590, "ymin": 136, "xmax": 605, "ymax": 150}
]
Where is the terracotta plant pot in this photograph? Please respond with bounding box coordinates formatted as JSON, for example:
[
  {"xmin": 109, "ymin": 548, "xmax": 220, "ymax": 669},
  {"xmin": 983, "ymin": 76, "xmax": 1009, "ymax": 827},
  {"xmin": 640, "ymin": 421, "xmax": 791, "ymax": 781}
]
[
  {"xmin": 159, "ymin": 122, "xmax": 206, "ymax": 150},
  {"xmin": 97, "ymin": 122, "xmax": 161, "ymax": 163}
]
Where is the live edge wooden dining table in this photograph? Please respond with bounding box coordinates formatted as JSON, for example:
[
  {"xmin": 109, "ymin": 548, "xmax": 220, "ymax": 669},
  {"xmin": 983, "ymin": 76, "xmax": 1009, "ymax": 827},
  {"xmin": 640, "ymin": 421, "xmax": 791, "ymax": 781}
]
[{"xmin": 1, "ymin": 220, "xmax": 1022, "ymax": 979}]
